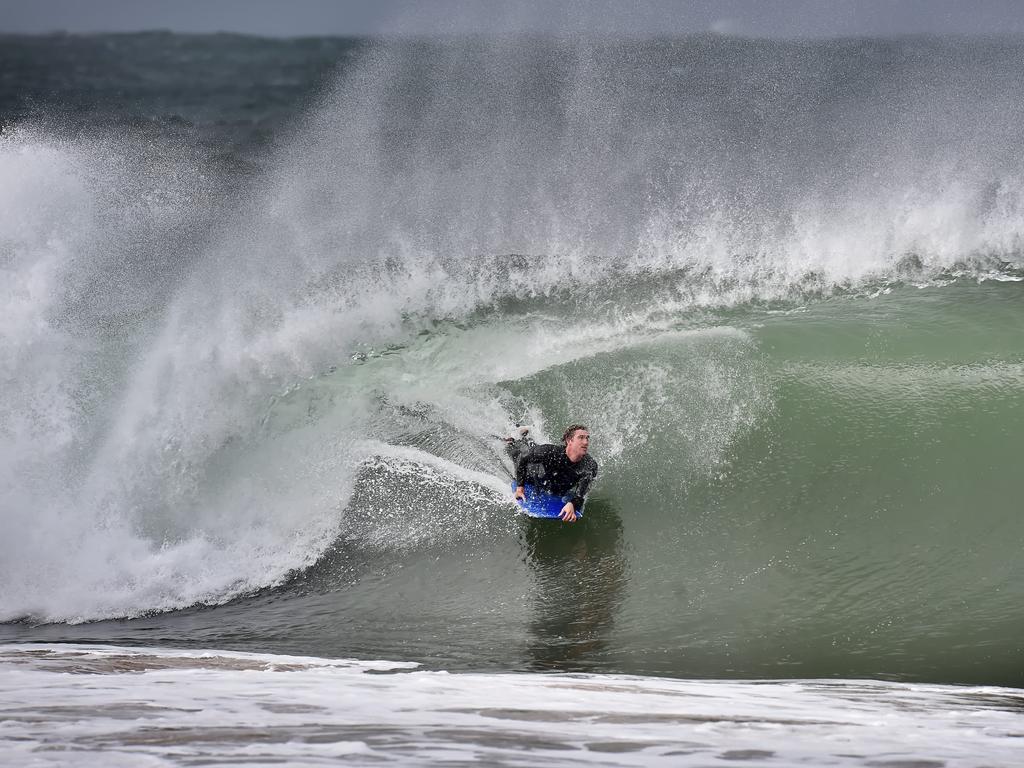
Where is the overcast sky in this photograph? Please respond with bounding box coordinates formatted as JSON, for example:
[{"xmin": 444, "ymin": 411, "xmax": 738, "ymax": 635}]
[{"xmin": 2, "ymin": 0, "xmax": 1023, "ymax": 38}]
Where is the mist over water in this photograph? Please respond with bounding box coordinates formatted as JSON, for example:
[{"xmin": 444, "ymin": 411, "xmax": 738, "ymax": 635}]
[{"xmin": 1, "ymin": 33, "xmax": 1022, "ymax": 686}]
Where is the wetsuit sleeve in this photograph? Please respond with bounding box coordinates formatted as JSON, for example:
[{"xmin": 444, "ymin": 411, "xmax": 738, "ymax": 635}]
[
  {"xmin": 514, "ymin": 451, "xmax": 528, "ymax": 487},
  {"xmin": 570, "ymin": 458, "xmax": 598, "ymax": 511}
]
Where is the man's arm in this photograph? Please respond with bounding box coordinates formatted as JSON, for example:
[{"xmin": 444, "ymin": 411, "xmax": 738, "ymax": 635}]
[
  {"xmin": 568, "ymin": 457, "xmax": 599, "ymax": 511},
  {"xmin": 514, "ymin": 452, "xmax": 528, "ymax": 488},
  {"xmin": 515, "ymin": 443, "xmax": 540, "ymax": 499}
]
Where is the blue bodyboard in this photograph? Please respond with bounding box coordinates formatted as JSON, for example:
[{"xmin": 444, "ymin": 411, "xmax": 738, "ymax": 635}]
[{"xmin": 512, "ymin": 482, "xmax": 581, "ymax": 519}]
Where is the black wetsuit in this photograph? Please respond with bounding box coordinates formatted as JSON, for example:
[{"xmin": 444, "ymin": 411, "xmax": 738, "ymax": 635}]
[{"xmin": 509, "ymin": 439, "xmax": 599, "ymax": 511}]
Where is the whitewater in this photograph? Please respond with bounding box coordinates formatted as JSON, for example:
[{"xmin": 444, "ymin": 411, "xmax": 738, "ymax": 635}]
[{"xmin": 1, "ymin": 32, "xmax": 1022, "ymax": 765}]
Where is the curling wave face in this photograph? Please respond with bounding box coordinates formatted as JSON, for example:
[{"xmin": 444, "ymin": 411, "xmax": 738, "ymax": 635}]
[{"xmin": 0, "ymin": 35, "xmax": 1022, "ymax": 684}]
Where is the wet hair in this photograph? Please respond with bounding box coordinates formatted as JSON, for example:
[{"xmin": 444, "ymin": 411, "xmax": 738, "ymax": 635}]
[{"xmin": 562, "ymin": 424, "xmax": 588, "ymax": 444}]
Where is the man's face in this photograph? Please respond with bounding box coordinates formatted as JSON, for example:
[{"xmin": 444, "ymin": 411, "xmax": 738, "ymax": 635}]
[{"xmin": 566, "ymin": 429, "xmax": 589, "ymax": 458}]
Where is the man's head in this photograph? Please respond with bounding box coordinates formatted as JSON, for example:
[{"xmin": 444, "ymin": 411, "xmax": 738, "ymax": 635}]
[{"xmin": 562, "ymin": 424, "xmax": 590, "ymax": 462}]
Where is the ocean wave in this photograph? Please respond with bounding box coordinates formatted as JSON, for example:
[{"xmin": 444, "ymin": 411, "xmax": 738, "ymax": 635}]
[{"xmin": 1, "ymin": 35, "xmax": 1022, "ymax": 634}]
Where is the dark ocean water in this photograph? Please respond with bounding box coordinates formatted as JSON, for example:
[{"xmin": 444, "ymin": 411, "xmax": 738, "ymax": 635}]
[{"xmin": 1, "ymin": 34, "xmax": 1023, "ymax": 763}]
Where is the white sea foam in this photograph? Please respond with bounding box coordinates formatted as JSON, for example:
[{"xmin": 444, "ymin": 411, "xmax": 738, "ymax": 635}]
[{"xmin": 0, "ymin": 644, "xmax": 1021, "ymax": 767}]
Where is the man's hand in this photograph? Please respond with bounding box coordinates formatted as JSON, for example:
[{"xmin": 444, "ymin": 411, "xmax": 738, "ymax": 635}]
[
  {"xmin": 514, "ymin": 486, "xmax": 526, "ymax": 502},
  {"xmin": 559, "ymin": 502, "xmax": 578, "ymax": 523}
]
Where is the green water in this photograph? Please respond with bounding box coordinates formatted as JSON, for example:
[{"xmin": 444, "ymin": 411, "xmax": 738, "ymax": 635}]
[
  {"xmin": 587, "ymin": 281, "xmax": 1024, "ymax": 682},
  {"xmin": 10, "ymin": 280, "xmax": 1019, "ymax": 685}
]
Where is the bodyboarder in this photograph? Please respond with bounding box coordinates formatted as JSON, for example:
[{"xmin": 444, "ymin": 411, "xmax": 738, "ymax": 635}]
[{"xmin": 506, "ymin": 424, "xmax": 598, "ymax": 523}]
